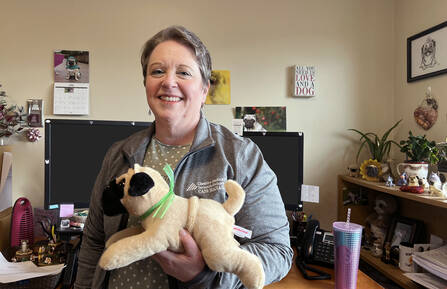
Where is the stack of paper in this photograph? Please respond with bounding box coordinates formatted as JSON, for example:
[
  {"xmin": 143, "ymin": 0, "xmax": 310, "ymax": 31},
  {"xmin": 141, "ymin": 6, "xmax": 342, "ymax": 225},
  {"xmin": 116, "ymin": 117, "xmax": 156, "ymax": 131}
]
[
  {"xmin": 404, "ymin": 273, "xmax": 447, "ymax": 289},
  {"xmin": 0, "ymin": 252, "xmax": 65, "ymax": 283},
  {"xmin": 412, "ymin": 244, "xmax": 447, "ymax": 280}
]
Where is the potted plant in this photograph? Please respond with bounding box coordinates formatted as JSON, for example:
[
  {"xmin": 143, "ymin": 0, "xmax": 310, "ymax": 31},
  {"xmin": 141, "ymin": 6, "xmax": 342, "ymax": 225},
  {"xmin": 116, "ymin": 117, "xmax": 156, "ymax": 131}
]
[
  {"xmin": 349, "ymin": 119, "xmax": 402, "ymax": 163},
  {"xmin": 348, "ymin": 120, "xmax": 402, "ymax": 181},
  {"xmin": 397, "ymin": 131, "xmax": 444, "ymax": 179}
]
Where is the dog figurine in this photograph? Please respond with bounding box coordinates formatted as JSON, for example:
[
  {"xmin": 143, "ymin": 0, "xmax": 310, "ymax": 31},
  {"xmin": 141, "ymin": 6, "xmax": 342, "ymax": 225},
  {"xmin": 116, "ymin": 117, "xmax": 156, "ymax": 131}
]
[
  {"xmin": 99, "ymin": 164, "xmax": 265, "ymax": 289},
  {"xmin": 408, "ymin": 175, "xmax": 419, "ymax": 187},
  {"xmin": 243, "ymin": 114, "xmax": 266, "ymax": 132},
  {"xmin": 66, "ymin": 56, "xmax": 81, "ymax": 81},
  {"xmin": 428, "ymin": 172, "xmax": 447, "ymax": 198}
]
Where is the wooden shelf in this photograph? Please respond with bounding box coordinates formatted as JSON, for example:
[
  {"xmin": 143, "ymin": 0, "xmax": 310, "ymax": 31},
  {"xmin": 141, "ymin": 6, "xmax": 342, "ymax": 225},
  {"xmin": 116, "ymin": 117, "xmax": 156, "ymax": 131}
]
[
  {"xmin": 340, "ymin": 175, "xmax": 447, "ymax": 209},
  {"xmin": 338, "ymin": 174, "xmax": 447, "ymax": 289},
  {"xmin": 360, "ymin": 249, "xmax": 422, "ymax": 289}
]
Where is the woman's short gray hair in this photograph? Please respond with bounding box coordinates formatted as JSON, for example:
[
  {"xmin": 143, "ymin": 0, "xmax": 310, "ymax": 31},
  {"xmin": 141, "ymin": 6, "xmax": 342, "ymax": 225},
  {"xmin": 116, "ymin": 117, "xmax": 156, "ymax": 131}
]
[{"xmin": 141, "ymin": 26, "xmax": 212, "ymax": 87}]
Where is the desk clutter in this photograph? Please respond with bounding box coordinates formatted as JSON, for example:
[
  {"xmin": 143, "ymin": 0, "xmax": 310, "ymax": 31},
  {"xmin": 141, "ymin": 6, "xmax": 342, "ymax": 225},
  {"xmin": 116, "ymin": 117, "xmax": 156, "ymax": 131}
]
[
  {"xmin": 0, "ymin": 198, "xmax": 87, "ymax": 289},
  {"xmin": 0, "ymin": 238, "xmax": 67, "ymax": 289}
]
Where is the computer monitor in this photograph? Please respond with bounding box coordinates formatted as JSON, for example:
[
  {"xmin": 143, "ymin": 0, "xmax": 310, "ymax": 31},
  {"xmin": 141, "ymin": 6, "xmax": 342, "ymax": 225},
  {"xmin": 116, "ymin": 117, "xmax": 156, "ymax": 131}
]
[
  {"xmin": 44, "ymin": 119, "xmax": 149, "ymax": 209},
  {"xmin": 243, "ymin": 131, "xmax": 304, "ymax": 211}
]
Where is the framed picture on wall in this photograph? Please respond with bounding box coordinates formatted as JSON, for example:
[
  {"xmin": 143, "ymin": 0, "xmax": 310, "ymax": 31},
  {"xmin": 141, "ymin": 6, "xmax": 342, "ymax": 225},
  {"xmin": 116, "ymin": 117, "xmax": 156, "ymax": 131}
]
[{"xmin": 407, "ymin": 21, "xmax": 447, "ymax": 82}]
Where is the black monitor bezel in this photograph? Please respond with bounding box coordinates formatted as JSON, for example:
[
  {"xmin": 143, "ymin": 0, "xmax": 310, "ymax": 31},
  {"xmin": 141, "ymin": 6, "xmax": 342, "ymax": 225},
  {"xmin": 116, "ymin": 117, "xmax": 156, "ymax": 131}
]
[
  {"xmin": 44, "ymin": 119, "xmax": 150, "ymax": 209},
  {"xmin": 242, "ymin": 131, "xmax": 304, "ymax": 211}
]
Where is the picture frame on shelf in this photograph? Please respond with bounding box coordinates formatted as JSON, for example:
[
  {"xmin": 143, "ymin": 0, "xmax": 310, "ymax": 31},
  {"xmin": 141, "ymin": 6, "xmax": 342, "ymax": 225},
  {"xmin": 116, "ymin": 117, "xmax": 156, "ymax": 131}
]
[
  {"xmin": 342, "ymin": 186, "xmax": 368, "ymax": 206},
  {"xmin": 407, "ymin": 21, "xmax": 447, "ymax": 82},
  {"xmin": 386, "ymin": 216, "xmax": 424, "ymax": 248},
  {"xmin": 381, "ymin": 216, "xmax": 424, "ymax": 265}
]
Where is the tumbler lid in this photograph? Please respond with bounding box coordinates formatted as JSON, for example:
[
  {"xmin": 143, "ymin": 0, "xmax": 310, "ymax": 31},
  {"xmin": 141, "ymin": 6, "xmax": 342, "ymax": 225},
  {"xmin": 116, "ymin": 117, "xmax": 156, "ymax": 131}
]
[{"xmin": 333, "ymin": 221, "xmax": 362, "ymax": 233}]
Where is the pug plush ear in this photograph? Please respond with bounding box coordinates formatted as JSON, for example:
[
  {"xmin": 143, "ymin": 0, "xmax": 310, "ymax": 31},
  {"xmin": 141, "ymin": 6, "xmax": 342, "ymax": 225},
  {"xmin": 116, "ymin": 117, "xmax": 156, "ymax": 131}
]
[
  {"xmin": 128, "ymin": 172, "xmax": 154, "ymax": 196},
  {"xmin": 102, "ymin": 178, "xmax": 127, "ymax": 216}
]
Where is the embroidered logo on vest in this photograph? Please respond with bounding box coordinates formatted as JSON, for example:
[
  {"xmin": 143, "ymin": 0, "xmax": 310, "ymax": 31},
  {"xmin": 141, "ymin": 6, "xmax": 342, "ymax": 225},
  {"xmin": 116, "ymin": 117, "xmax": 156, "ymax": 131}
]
[{"xmin": 186, "ymin": 178, "xmax": 226, "ymax": 194}]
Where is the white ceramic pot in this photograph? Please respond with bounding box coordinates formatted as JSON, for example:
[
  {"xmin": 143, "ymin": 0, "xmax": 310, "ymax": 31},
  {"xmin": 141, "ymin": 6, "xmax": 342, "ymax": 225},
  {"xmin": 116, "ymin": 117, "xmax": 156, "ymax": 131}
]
[{"xmin": 397, "ymin": 162, "xmax": 429, "ymax": 179}]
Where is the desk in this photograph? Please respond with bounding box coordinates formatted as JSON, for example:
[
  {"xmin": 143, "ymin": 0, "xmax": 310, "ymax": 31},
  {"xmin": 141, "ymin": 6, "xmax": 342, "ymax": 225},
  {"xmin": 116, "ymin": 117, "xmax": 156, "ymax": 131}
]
[{"xmin": 265, "ymin": 259, "xmax": 383, "ymax": 289}]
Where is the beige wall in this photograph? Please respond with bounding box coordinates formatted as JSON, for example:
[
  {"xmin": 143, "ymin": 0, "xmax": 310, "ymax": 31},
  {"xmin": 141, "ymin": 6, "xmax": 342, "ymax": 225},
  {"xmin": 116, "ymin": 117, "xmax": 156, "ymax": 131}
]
[
  {"xmin": 394, "ymin": 0, "xmax": 447, "ymax": 153},
  {"xmin": 1, "ymin": 0, "xmax": 398, "ymax": 229}
]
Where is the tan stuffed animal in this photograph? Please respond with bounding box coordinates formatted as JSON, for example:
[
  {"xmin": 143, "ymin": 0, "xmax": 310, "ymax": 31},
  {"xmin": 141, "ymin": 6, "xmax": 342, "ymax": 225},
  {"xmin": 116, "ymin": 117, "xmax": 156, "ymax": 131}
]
[{"xmin": 99, "ymin": 164, "xmax": 265, "ymax": 289}]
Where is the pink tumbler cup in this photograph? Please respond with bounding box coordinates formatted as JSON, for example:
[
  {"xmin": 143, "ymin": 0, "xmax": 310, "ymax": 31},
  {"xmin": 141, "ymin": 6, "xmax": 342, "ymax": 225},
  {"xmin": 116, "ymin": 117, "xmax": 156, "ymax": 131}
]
[{"xmin": 333, "ymin": 221, "xmax": 363, "ymax": 289}]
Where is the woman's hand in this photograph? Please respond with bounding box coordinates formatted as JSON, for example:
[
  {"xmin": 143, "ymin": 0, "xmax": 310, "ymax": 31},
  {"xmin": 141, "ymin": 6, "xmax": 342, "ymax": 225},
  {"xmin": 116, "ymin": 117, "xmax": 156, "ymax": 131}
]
[{"xmin": 152, "ymin": 229, "xmax": 205, "ymax": 282}]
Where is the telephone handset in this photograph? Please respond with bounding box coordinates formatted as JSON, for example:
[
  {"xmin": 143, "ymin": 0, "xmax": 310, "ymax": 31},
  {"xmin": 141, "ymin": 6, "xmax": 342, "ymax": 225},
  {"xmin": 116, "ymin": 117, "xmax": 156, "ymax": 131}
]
[
  {"xmin": 296, "ymin": 219, "xmax": 333, "ymax": 280},
  {"xmin": 301, "ymin": 219, "xmax": 335, "ymax": 267},
  {"xmin": 302, "ymin": 219, "xmax": 320, "ymax": 261}
]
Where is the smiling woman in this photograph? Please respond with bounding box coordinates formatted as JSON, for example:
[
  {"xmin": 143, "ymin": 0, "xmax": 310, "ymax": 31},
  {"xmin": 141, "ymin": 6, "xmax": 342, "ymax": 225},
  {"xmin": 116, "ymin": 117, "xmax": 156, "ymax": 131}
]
[
  {"xmin": 74, "ymin": 25, "xmax": 293, "ymax": 289},
  {"xmin": 144, "ymin": 40, "xmax": 208, "ymax": 145}
]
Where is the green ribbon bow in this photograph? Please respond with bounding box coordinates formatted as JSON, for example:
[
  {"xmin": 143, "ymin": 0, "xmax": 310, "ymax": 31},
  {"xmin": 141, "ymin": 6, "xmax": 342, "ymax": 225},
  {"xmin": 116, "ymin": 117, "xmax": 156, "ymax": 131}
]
[{"xmin": 139, "ymin": 164, "xmax": 175, "ymax": 220}]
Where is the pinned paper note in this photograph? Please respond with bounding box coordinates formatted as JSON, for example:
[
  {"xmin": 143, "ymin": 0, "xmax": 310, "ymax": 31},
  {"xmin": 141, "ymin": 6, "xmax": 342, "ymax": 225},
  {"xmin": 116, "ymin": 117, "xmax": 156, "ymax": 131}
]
[
  {"xmin": 59, "ymin": 204, "xmax": 74, "ymax": 218},
  {"xmin": 301, "ymin": 184, "xmax": 319, "ymax": 203},
  {"xmin": 232, "ymin": 119, "xmax": 244, "ymax": 136}
]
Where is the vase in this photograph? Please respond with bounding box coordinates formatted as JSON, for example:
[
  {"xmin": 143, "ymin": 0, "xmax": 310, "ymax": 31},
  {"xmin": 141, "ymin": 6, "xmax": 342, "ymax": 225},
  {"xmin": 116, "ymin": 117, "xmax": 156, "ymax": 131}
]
[{"xmin": 396, "ymin": 162, "xmax": 429, "ymax": 179}]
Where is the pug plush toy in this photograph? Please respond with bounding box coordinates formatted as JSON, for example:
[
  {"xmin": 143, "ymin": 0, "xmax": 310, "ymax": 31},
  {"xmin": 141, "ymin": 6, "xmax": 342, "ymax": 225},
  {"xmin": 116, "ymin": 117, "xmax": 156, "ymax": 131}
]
[{"xmin": 100, "ymin": 164, "xmax": 265, "ymax": 289}]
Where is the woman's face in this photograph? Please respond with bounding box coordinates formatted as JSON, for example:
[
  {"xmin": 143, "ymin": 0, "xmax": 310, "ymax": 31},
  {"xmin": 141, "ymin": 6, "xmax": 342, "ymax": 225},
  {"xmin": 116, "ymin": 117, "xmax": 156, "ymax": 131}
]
[{"xmin": 145, "ymin": 40, "xmax": 208, "ymax": 128}]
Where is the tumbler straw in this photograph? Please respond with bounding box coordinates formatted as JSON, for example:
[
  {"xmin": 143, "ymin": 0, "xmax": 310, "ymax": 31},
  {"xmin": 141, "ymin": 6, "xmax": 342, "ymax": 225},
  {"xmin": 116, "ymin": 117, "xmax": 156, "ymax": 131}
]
[{"xmin": 346, "ymin": 208, "xmax": 351, "ymax": 227}]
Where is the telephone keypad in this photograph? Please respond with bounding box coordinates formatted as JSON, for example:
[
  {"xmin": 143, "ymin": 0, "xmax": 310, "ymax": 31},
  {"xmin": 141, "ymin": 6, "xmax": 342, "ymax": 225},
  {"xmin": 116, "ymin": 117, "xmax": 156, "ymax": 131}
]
[{"xmin": 314, "ymin": 241, "xmax": 334, "ymax": 264}]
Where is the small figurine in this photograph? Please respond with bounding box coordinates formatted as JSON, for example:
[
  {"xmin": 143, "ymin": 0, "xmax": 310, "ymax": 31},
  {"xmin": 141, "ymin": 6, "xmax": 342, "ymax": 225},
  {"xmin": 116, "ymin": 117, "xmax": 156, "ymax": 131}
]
[
  {"xmin": 15, "ymin": 240, "xmax": 33, "ymax": 262},
  {"xmin": 44, "ymin": 257, "xmax": 52, "ymax": 264},
  {"xmin": 382, "ymin": 242, "xmax": 392, "ymax": 264},
  {"xmin": 418, "ymin": 176, "xmax": 430, "ymax": 191},
  {"xmin": 429, "ymin": 172, "xmax": 442, "ymax": 188},
  {"xmin": 371, "ymin": 241, "xmax": 383, "ymax": 257},
  {"xmin": 385, "ymin": 175, "xmax": 394, "ymax": 187},
  {"xmin": 428, "ymin": 172, "xmax": 447, "ymax": 198},
  {"xmin": 396, "ymin": 172, "xmax": 408, "ymax": 186},
  {"xmin": 38, "ymin": 245, "xmax": 46, "ymax": 263},
  {"xmin": 347, "ymin": 164, "xmax": 359, "ymax": 177},
  {"xmin": 408, "ymin": 175, "xmax": 419, "ymax": 186}
]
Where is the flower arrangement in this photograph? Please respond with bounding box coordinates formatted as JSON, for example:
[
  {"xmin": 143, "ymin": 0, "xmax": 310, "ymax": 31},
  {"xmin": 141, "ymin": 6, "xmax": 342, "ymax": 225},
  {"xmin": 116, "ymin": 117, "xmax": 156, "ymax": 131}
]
[{"xmin": 0, "ymin": 83, "xmax": 28, "ymax": 140}]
